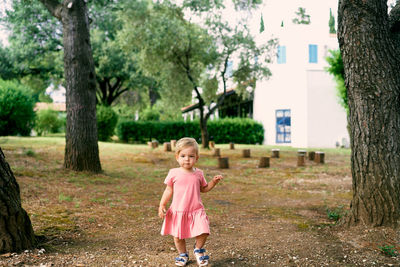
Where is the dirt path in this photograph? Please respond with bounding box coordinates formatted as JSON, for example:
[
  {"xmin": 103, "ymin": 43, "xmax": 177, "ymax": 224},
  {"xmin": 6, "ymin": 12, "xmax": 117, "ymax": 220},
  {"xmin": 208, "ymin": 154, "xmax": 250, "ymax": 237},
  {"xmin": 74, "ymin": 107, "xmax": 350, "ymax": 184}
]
[{"xmin": 0, "ymin": 140, "xmax": 399, "ymax": 266}]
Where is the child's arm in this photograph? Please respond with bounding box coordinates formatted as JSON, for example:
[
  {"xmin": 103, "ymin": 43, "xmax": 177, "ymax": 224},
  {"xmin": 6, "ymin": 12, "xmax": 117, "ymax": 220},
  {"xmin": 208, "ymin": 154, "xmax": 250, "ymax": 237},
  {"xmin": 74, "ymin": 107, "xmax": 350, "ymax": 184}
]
[
  {"xmin": 158, "ymin": 185, "xmax": 173, "ymax": 219},
  {"xmin": 201, "ymin": 175, "xmax": 223, "ymax": 193}
]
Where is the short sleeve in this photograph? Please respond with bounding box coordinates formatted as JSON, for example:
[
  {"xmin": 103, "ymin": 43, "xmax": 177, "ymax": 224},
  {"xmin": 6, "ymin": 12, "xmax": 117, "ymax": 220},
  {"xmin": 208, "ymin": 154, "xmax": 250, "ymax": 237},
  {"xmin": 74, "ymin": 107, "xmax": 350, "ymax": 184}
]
[
  {"xmin": 164, "ymin": 169, "xmax": 174, "ymax": 187},
  {"xmin": 199, "ymin": 170, "xmax": 208, "ymax": 187}
]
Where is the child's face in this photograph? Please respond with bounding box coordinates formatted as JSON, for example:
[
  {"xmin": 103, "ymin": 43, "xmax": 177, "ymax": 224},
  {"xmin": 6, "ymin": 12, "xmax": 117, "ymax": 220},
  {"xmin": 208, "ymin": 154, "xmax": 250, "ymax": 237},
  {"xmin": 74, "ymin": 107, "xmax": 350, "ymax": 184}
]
[{"xmin": 176, "ymin": 146, "xmax": 199, "ymax": 170}]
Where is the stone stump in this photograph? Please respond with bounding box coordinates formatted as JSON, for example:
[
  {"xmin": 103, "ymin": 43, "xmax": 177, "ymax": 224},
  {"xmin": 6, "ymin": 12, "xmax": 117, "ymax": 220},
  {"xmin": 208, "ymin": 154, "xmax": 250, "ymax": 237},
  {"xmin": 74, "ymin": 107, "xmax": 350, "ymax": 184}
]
[
  {"xmin": 171, "ymin": 140, "xmax": 177, "ymax": 149},
  {"xmin": 242, "ymin": 149, "xmax": 251, "ymax": 158},
  {"xmin": 308, "ymin": 151, "xmax": 315, "ymax": 161},
  {"xmin": 271, "ymin": 149, "xmax": 280, "ymax": 158},
  {"xmin": 151, "ymin": 141, "xmax": 158, "ymax": 149},
  {"xmin": 298, "ymin": 150, "xmax": 307, "ymax": 157},
  {"xmin": 315, "ymin": 151, "xmax": 325, "ymax": 164},
  {"xmin": 218, "ymin": 157, "xmax": 229, "ymax": 168},
  {"xmin": 209, "ymin": 141, "xmax": 215, "ymax": 148},
  {"xmin": 163, "ymin": 142, "xmax": 171, "ymax": 152},
  {"xmin": 297, "ymin": 155, "xmax": 305, "ymax": 167},
  {"xmin": 213, "ymin": 148, "xmax": 221, "ymax": 157},
  {"xmin": 229, "ymin": 142, "xmax": 235, "ymax": 150},
  {"xmin": 258, "ymin": 157, "xmax": 270, "ymax": 168}
]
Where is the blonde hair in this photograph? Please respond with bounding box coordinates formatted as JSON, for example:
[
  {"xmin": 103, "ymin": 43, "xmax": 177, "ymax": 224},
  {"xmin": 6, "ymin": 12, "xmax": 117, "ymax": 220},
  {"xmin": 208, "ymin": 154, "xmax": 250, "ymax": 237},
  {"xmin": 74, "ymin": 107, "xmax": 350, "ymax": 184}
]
[{"xmin": 175, "ymin": 137, "xmax": 199, "ymax": 156}]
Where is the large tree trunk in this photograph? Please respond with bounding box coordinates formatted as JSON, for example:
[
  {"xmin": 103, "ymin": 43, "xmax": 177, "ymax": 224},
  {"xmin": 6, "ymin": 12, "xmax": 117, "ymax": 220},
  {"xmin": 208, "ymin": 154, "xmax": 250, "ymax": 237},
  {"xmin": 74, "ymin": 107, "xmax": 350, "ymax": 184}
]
[
  {"xmin": 338, "ymin": 0, "xmax": 400, "ymax": 226},
  {"xmin": 0, "ymin": 148, "xmax": 36, "ymax": 252},
  {"xmin": 200, "ymin": 117, "xmax": 209, "ymax": 149},
  {"xmin": 40, "ymin": 0, "xmax": 102, "ymax": 172},
  {"xmin": 198, "ymin": 99, "xmax": 209, "ymax": 149}
]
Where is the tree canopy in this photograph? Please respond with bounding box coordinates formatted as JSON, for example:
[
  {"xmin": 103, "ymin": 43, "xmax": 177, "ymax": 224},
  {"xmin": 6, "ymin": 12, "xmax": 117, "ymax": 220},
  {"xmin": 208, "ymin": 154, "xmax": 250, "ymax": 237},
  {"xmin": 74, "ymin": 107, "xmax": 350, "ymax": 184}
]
[
  {"xmin": 1, "ymin": 0, "xmax": 155, "ymax": 107},
  {"xmin": 326, "ymin": 49, "xmax": 347, "ymax": 113},
  {"xmin": 119, "ymin": 0, "xmax": 275, "ymax": 146}
]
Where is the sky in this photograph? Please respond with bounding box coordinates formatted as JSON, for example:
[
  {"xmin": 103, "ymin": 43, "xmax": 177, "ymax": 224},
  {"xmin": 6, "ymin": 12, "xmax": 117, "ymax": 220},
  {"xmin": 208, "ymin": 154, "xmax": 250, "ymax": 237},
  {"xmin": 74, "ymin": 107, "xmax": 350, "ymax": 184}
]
[
  {"xmin": 0, "ymin": 0, "xmax": 398, "ymax": 46},
  {"xmin": 0, "ymin": 0, "xmax": 341, "ymax": 46},
  {"xmin": 0, "ymin": 0, "xmax": 10, "ymax": 46}
]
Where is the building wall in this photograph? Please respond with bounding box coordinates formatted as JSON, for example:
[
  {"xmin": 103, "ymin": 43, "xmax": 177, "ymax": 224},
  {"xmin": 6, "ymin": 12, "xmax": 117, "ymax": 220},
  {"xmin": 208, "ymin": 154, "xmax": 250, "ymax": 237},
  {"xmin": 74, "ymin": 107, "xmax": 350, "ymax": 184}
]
[
  {"xmin": 253, "ymin": 0, "xmax": 348, "ymax": 148},
  {"xmin": 306, "ymin": 70, "xmax": 349, "ymax": 148},
  {"xmin": 254, "ymin": 64, "xmax": 308, "ymax": 147}
]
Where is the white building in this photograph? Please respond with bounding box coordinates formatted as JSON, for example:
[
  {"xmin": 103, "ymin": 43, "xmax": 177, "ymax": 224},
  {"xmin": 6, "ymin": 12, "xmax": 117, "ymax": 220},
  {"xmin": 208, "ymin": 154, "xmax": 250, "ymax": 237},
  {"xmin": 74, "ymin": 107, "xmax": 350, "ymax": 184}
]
[{"xmin": 253, "ymin": 0, "xmax": 349, "ymax": 148}]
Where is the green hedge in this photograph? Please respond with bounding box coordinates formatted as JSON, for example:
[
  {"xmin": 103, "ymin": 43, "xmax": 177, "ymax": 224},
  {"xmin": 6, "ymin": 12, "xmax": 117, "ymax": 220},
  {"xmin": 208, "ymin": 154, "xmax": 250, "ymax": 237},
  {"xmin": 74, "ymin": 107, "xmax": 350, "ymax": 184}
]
[
  {"xmin": 117, "ymin": 118, "xmax": 264, "ymax": 144},
  {"xmin": 34, "ymin": 109, "xmax": 63, "ymax": 136},
  {"xmin": 0, "ymin": 79, "xmax": 35, "ymax": 136},
  {"xmin": 97, "ymin": 105, "xmax": 119, "ymax": 141}
]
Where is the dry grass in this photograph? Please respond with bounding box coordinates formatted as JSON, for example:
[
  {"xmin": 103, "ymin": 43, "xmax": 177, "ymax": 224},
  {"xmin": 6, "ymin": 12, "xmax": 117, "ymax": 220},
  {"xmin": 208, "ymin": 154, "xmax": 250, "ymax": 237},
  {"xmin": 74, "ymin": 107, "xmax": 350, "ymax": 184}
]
[{"xmin": 0, "ymin": 136, "xmax": 398, "ymax": 266}]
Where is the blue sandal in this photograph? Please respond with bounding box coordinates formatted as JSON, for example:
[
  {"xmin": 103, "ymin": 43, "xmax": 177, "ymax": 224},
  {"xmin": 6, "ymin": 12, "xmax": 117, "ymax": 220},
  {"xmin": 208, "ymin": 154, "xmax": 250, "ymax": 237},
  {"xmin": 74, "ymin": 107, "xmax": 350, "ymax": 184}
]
[
  {"xmin": 175, "ymin": 253, "xmax": 189, "ymax": 266},
  {"xmin": 193, "ymin": 247, "xmax": 209, "ymax": 266}
]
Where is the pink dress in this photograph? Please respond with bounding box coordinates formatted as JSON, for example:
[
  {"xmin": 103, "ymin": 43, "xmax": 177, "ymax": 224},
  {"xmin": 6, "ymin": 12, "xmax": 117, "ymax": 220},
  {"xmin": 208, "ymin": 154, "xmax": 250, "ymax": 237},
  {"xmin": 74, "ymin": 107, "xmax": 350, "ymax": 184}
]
[{"xmin": 161, "ymin": 168, "xmax": 210, "ymax": 239}]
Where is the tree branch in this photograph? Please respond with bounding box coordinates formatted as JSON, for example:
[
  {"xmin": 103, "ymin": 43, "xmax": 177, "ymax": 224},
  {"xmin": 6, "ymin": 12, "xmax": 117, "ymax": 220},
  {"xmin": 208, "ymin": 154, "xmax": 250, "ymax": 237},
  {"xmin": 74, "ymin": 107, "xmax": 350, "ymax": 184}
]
[
  {"xmin": 205, "ymin": 52, "xmax": 231, "ymax": 121},
  {"xmin": 39, "ymin": 0, "xmax": 63, "ymax": 20},
  {"xmin": 113, "ymin": 87, "xmax": 130, "ymax": 100}
]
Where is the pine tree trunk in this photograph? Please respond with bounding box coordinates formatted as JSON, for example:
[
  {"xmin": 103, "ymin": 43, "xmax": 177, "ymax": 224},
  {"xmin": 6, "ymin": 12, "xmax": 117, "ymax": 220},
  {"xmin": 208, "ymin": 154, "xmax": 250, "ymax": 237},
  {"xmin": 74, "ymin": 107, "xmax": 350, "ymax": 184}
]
[
  {"xmin": 338, "ymin": 0, "xmax": 400, "ymax": 226},
  {"xmin": 200, "ymin": 119, "xmax": 209, "ymax": 149},
  {"xmin": 0, "ymin": 148, "xmax": 36, "ymax": 252},
  {"xmin": 60, "ymin": 0, "xmax": 102, "ymax": 172},
  {"xmin": 199, "ymin": 104, "xmax": 209, "ymax": 149}
]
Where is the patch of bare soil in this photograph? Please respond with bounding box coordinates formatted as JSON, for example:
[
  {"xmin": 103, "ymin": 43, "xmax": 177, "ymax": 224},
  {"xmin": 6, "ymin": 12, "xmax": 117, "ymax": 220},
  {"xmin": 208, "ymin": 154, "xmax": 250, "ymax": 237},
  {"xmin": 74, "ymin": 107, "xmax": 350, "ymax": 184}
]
[{"xmin": 1, "ymin": 144, "xmax": 399, "ymax": 266}]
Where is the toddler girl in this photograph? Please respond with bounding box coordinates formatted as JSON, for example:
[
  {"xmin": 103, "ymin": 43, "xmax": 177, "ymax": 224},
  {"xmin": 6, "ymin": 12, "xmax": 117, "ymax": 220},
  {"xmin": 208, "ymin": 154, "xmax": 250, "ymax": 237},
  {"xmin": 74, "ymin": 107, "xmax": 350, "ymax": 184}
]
[{"xmin": 158, "ymin": 137, "xmax": 223, "ymax": 266}]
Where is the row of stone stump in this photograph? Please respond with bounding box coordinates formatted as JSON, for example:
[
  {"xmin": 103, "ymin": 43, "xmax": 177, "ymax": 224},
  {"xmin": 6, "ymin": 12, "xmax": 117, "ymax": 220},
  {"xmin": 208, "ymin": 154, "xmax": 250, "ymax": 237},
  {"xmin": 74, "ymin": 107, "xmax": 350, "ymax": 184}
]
[
  {"xmin": 147, "ymin": 140, "xmax": 325, "ymax": 169},
  {"xmin": 215, "ymin": 149, "xmax": 325, "ymax": 169}
]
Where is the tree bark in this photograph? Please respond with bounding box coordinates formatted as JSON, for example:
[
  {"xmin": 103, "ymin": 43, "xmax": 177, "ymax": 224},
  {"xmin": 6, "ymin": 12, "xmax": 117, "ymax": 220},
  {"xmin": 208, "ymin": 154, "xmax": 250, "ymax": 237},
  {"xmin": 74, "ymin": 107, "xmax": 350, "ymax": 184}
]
[
  {"xmin": 40, "ymin": 0, "xmax": 102, "ymax": 172},
  {"xmin": 200, "ymin": 116, "xmax": 209, "ymax": 149},
  {"xmin": 0, "ymin": 148, "xmax": 36, "ymax": 252},
  {"xmin": 338, "ymin": 0, "xmax": 400, "ymax": 226}
]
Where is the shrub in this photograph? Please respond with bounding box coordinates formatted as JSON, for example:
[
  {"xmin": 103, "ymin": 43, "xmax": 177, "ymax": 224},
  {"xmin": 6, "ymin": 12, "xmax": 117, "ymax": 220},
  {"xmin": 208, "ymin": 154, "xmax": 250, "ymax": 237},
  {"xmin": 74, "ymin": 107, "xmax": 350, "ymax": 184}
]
[
  {"xmin": 140, "ymin": 107, "xmax": 160, "ymax": 121},
  {"xmin": 0, "ymin": 79, "xmax": 35, "ymax": 136},
  {"xmin": 34, "ymin": 109, "xmax": 62, "ymax": 136},
  {"xmin": 378, "ymin": 245, "xmax": 398, "ymax": 257},
  {"xmin": 208, "ymin": 118, "xmax": 264, "ymax": 144},
  {"xmin": 326, "ymin": 205, "xmax": 345, "ymax": 222},
  {"xmin": 113, "ymin": 104, "xmax": 137, "ymax": 121},
  {"xmin": 97, "ymin": 105, "xmax": 119, "ymax": 141},
  {"xmin": 117, "ymin": 118, "xmax": 264, "ymax": 144}
]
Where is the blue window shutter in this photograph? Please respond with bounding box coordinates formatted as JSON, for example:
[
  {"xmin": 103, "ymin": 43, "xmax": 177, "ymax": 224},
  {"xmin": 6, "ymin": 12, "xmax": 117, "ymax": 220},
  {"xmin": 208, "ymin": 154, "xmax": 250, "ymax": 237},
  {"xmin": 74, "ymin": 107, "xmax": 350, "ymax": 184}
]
[
  {"xmin": 227, "ymin": 61, "xmax": 233, "ymax": 77},
  {"xmin": 309, "ymin": 44, "xmax": 318, "ymax": 63},
  {"xmin": 277, "ymin": 45, "xmax": 286, "ymax": 64}
]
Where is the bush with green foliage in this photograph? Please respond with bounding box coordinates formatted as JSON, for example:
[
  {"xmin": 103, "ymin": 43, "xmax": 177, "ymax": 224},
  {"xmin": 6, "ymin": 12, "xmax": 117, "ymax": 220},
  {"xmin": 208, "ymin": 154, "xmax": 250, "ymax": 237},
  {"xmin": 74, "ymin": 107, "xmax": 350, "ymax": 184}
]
[
  {"xmin": 117, "ymin": 118, "xmax": 264, "ymax": 144},
  {"xmin": 326, "ymin": 49, "xmax": 347, "ymax": 113},
  {"xmin": 0, "ymin": 79, "xmax": 35, "ymax": 136},
  {"xmin": 208, "ymin": 118, "xmax": 264, "ymax": 144},
  {"xmin": 97, "ymin": 105, "xmax": 119, "ymax": 141},
  {"xmin": 34, "ymin": 109, "xmax": 62, "ymax": 136},
  {"xmin": 140, "ymin": 107, "xmax": 160, "ymax": 121},
  {"xmin": 113, "ymin": 104, "xmax": 137, "ymax": 121}
]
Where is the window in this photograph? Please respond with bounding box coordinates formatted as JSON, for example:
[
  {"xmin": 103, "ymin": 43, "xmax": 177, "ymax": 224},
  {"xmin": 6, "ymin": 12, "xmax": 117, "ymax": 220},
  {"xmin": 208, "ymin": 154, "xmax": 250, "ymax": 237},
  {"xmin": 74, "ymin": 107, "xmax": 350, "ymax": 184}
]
[
  {"xmin": 277, "ymin": 45, "xmax": 286, "ymax": 64},
  {"xmin": 309, "ymin": 44, "xmax": 318, "ymax": 63},
  {"xmin": 276, "ymin": 109, "xmax": 291, "ymax": 143}
]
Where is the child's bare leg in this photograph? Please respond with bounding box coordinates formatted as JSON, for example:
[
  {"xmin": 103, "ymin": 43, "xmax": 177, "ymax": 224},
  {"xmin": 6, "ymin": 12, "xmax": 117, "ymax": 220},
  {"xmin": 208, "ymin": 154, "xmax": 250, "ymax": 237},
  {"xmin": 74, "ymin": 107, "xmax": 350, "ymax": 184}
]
[
  {"xmin": 173, "ymin": 237, "xmax": 187, "ymax": 253},
  {"xmin": 195, "ymin": 233, "xmax": 208, "ymax": 249}
]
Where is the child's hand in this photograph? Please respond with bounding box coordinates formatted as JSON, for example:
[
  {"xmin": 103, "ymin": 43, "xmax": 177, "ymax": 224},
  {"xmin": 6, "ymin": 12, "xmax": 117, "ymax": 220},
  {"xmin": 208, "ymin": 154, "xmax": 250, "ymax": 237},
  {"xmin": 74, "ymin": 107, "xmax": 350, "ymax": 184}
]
[
  {"xmin": 213, "ymin": 175, "xmax": 223, "ymax": 184},
  {"xmin": 158, "ymin": 206, "xmax": 167, "ymax": 219}
]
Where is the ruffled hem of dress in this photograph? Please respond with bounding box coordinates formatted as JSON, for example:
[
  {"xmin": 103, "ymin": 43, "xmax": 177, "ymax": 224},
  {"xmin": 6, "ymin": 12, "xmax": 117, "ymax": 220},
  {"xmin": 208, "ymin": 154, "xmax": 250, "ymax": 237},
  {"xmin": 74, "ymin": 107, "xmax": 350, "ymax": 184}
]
[{"xmin": 161, "ymin": 208, "xmax": 210, "ymax": 239}]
